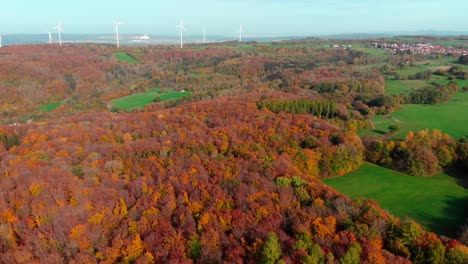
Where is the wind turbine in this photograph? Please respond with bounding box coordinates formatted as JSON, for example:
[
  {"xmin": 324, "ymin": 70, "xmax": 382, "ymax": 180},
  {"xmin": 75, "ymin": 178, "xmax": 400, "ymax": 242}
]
[
  {"xmin": 112, "ymin": 20, "xmax": 124, "ymax": 48},
  {"xmin": 0, "ymin": 35, "xmax": 2, "ymax": 48},
  {"xmin": 238, "ymin": 25, "xmax": 244, "ymax": 42},
  {"xmin": 203, "ymin": 27, "xmax": 206, "ymax": 44},
  {"xmin": 177, "ymin": 19, "xmax": 186, "ymax": 48},
  {"xmin": 54, "ymin": 20, "xmax": 64, "ymax": 46},
  {"xmin": 48, "ymin": 32, "xmax": 52, "ymax": 44}
]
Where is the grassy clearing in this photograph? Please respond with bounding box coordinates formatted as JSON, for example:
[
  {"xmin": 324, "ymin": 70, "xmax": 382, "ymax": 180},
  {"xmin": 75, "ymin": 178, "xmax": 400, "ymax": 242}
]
[
  {"xmin": 114, "ymin": 52, "xmax": 138, "ymax": 63},
  {"xmin": 324, "ymin": 163, "xmax": 468, "ymax": 237},
  {"xmin": 385, "ymin": 80, "xmax": 428, "ymax": 95},
  {"xmin": 111, "ymin": 88, "xmax": 191, "ymax": 110},
  {"xmin": 359, "ymin": 91, "xmax": 468, "ymax": 140},
  {"xmin": 391, "ymin": 57, "xmax": 459, "ymax": 78},
  {"xmin": 190, "ymin": 72, "xmax": 208, "ymax": 77},
  {"xmin": 38, "ymin": 102, "xmax": 62, "ymax": 112},
  {"xmin": 352, "ymin": 44, "xmax": 389, "ymax": 58}
]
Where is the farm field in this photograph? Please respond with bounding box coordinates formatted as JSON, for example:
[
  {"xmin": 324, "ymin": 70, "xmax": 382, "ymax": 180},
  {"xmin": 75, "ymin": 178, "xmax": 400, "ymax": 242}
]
[
  {"xmin": 352, "ymin": 44, "xmax": 389, "ymax": 58},
  {"xmin": 390, "ymin": 57, "xmax": 459, "ymax": 78},
  {"xmin": 324, "ymin": 163, "xmax": 468, "ymax": 237},
  {"xmin": 38, "ymin": 101, "xmax": 62, "ymax": 112},
  {"xmin": 384, "ymin": 80, "xmax": 428, "ymax": 95},
  {"xmin": 111, "ymin": 88, "xmax": 191, "ymax": 110},
  {"xmin": 360, "ymin": 91, "xmax": 468, "ymax": 140},
  {"xmin": 114, "ymin": 51, "xmax": 138, "ymax": 63}
]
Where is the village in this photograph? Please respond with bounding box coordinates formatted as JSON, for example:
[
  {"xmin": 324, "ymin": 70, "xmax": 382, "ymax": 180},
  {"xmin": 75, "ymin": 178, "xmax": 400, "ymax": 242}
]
[{"xmin": 373, "ymin": 42, "xmax": 468, "ymax": 56}]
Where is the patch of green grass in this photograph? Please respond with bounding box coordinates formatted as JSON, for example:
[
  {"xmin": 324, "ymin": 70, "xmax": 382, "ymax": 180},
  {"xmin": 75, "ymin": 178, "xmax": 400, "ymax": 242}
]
[
  {"xmin": 391, "ymin": 57, "xmax": 459, "ymax": 78},
  {"xmin": 190, "ymin": 73, "xmax": 207, "ymax": 77},
  {"xmin": 393, "ymin": 37, "xmax": 416, "ymax": 43},
  {"xmin": 324, "ymin": 163, "xmax": 468, "ymax": 237},
  {"xmin": 352, "ymin": 44, "xmax": 389, "ymax": 58},
  {"xmin": 114, "ymin": 52, "xmax": 138, "ymax": 63},
  {"xmin": 359, "ymin": 91, "xmax": 468, "ymax": 140},
  {"xmin": 395, "ymin": 66, "xmax": 426, "ymax": 77},
  {"xmin": 111, "ymin": 89, "xmax": 191, "ymax": 110},
  {"xmin": 159, "ymin": 92, "xmax": 191, "ymax": 101},
  {"xmin": 38, "ymin": 102, "xmax": 62, "ymax": 112},
  {"xmin": 385, "ymin": 80, "xmax": 428, "ymax": 95}
]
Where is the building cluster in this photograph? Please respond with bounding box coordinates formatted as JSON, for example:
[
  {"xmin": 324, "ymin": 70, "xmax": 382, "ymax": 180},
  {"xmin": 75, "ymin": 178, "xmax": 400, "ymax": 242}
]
[{"xmin": 373, "ymin": 42, "xmax": 468, "ymax": 56}]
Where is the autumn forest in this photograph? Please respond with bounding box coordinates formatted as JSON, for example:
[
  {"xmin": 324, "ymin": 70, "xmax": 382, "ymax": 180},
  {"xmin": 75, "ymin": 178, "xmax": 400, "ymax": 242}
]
[{"xmin": 0, "ymin": 37, "xmax": 467, "ymax": 263}]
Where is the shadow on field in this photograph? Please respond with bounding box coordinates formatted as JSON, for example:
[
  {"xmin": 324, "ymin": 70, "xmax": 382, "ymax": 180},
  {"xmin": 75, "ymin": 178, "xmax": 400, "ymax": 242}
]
[
  {"xmin": 371, "ymin": 129, "xmax": 386, "ymax": 135},
  {"xmin": 422, "ymin": 167, "xmax": 468, "ymax": 238},
  {"xmin": 424, "ymin": 195, "xmax": 468, "ymax": 238},
  {"xmin": 445, "ymin": 166, "xmax": 468, "ymax": 189}
]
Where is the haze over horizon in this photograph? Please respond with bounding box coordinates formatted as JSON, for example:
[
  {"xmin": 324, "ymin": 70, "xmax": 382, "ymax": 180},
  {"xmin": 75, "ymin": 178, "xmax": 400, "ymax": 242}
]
[{"xmin": 1, "ymin": 0, "xmax": 467, "ymax": 36}]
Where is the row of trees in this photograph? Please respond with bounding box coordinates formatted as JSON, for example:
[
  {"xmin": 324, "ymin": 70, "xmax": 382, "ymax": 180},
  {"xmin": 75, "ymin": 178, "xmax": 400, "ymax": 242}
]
[{"xmin": 257, "ymin": 99, "xmax": 340, "ymax": 119}]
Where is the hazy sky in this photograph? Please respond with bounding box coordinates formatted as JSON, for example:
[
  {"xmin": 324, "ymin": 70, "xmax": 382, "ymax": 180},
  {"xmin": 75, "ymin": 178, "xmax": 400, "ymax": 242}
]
[{"xmin": 1, "ymin": 0, "xmax": 467, "ymax": 36}]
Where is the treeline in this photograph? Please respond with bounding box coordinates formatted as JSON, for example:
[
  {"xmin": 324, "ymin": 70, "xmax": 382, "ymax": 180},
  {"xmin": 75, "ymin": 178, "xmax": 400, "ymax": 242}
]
[
  {"xmin": 309, "ymin": 79, "xmax": 386, "ymax": 94},
  {"xmin": 363, "ymin": 129, "xmax": 466, "ymax": 176},
  {"xmin": 257, "ymin": 99, "xmax": 339, "ymax": 118},
  {"xmin": 407, "ymin": 81, "xmax": 459, "ymax": 104}
]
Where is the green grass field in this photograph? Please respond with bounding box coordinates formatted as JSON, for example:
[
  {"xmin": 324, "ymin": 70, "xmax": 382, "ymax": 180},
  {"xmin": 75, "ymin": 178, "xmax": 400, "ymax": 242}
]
[
  {"xmin": 38, "ymin": 102, "xmax": 62, "ymax": 112},
  {"xmin": 385, "ymin": 80, "xmax": 429, "ymax": 95},
  {"xmin": 360, "ymin": 91, "xmax": 468, "ymax": 140},
  {"xmin": 324, "ymin": 163, "xmax": 468, "ymax": 237},
  {"xmin": 389, "ymin": 57, "xmax": 459, "ymax": 79},
  {"xmin": 114, "ymin": 52, "xmax": 138, "ymax": 63},
  {"xmin": 111, "ymin": 88, "xmax": 191, "ymax": 110},
  {"xmin": 352, "ymin": 44, "xmax": 389, "ymax": 58}
]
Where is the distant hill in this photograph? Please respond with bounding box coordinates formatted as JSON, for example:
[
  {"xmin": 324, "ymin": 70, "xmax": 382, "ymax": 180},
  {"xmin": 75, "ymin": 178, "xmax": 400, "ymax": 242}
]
[{"xmin": 2, "ymin": 30, "xmax": 468, "ymax": 46}]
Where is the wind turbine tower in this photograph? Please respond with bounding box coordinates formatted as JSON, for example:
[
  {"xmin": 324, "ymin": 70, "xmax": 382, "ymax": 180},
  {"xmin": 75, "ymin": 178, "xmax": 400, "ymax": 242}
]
[
  {"xmin": 54, "ymin": 20, "xmax": 64, "ymax": 46},
  {"xmin": 113, "ymin": 20, "xmax": 125, "ymax": 48},
  {"xmin": 239, "ymin": 25, "xmax": 244, "ymax": 42},
  {"xmin": 0, "ymin": 35, "xmax": 2, "ymax": 48},
  {"xmin": 177, "ymin": 19, "xmax": 186, "ymax": 48},
  {"xmin": 48, "ymin": 32, "xmax": 52, "ymax": 44},
  {"xmin": 203, "ymin": 27, "xmax": 206, "ymax": 44}
]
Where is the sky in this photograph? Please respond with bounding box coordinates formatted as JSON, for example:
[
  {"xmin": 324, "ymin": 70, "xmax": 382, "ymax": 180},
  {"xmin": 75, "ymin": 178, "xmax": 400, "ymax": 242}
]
[{"xmin": 1, "ymin": 0, "xmax": 467, "ymax": 36}]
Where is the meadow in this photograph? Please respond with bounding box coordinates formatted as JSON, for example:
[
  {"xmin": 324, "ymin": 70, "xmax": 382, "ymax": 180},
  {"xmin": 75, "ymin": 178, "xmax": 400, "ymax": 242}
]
[
  {"xmin": 324, "ymin": 163, "xmax": 468, "ymax": 237},
  {"xmin": 114, "ymin": 51, "xmax": 138, "ymax": 63},
  {"xmin": 384, "ymin": 80, "xmax": 428, "ymax": 95},
  {"xmin": 38, "ymin": 101, "xmax": 62, "ymax": 112},
  {"xmin": 352, "ymin": 44, "xmax": 389, "ymax": 58},
  {"xmin": 359, "ymin": 91, "xmax": 468, "ymax": 140},
  {"xmin": 111, "ymin": 88, "xmax": 191, "ymax": 110}
]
